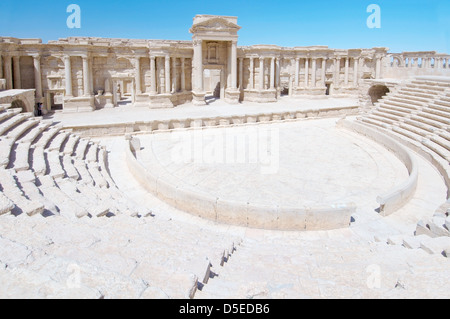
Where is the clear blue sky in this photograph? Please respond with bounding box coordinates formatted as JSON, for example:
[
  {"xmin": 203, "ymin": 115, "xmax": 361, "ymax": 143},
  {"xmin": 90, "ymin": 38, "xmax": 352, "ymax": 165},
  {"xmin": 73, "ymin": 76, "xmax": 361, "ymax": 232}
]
[{"xmin": 1, "ymin": 0, "xmax": 449, "ymax": 53}]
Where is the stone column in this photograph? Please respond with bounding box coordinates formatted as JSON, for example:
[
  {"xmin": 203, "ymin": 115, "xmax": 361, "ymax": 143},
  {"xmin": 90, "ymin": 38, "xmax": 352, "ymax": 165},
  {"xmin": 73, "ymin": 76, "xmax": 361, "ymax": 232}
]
[
  {"xmin": 89, "ymin": 57, "xmax": 95, "ymax": 95},
  {"xmin": 13, "ymin": 56, "xmax": 21, "ymax": 89},
  {"xmin": 0, "ymin": 53, "xmax": 3, "ymax": 79},
  {"xmin": 33, "ymin": 55, "xmax": 43, "ymax": 101},
  {"xmin": 181, "ymin": 58, "xmax": 186, "ymax": 92},
  {"xmin": 276, "ymin": 58, "xmax": 280, "ymax": 91},
  {"xmin": 295, "ymin": 58, "xmax": 299, "ymax": 88},
  {"xmin": 82, "ymin": 56, "xmax": 91, "ymax": 96},
  {"xmin": 375, "ymin": 56, "xmax": 381, "ymax": 79},
  {"xmin": 259, "ymin": 57, "xmax": 264, "ymax": 91},
  {"xmin": 231, "ymin": 41, "xmax": 237, "ymax": 89},
  {"xmin": 134, "ymin": 57, "xmax": 142, "ymax": 94},
  {"xmin": 311, "ymin": 58, "xmax": 317, "ymax": 88},
  {"xmin": 249, "ymin": 57, "xmax": 254, "ymax": 89},
  {"xmin": 4, "ymin": 56, "xmax": 12, "ymax": 90},
  {"xmin": 150, "ymin": 56, "xmax": 157, "ymax": 94},
  {"xmin": 172, "ymin": 57, "xmax": 177, "ymax": 93},
  {"xmin": 304, "ymin": 58, "xmax": 309, "ymax": 87},
  {"xmin": 353, "ymin": 58, "xmax": 359, "ymax": 86},
  {"xmin": 239, "ymin": 58, "xmax": 243, "ymax": 90},
  {"xmin": 165, "ymin": 55, "xmax": 171, "ymax": 94},
  {"xmin": 64, "ymin": 55, "xmax": 73, "ymax": 97},
  {"xmin": 344, "ymin": 57, "xmax": 349, "ymax": 86},
  {"xmin": 321, "ymin": 58, "xmax": 327, "ymax": 86},
  {"xmin": 270, "ymin": 57, "xmax": 275, "ymax": 89},
  {"xmin": 334, "ymin": 58, "xmax": 340, "ymax": 87},
  {"xmin": 193, "ymin": 39, "xmax": 203, "ymax": 93}
]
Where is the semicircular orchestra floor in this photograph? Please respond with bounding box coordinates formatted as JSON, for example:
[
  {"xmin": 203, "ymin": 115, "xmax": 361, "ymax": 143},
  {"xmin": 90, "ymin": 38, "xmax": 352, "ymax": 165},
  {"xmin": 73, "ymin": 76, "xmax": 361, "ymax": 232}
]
[{"xmin": 136, "ymin": 118, "xmax": 409, "ymax": 212}]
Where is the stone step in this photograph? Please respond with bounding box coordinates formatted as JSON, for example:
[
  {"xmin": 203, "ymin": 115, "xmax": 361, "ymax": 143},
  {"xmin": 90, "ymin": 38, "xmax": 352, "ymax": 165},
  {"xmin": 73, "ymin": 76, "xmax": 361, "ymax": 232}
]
[
  {"xmin": 0, "ymin": 113, "xmax": 32, "ymax": 137},
  {"xmin": 46, "ymin": 151, "xmax": 66, "ymax": 179},
  {"xmin": 420, "ymin": 237, "xmax": 450, "ymax": 256},
  {"xmin": 403, "ymin": 118, "xmax": 436, "ymax": 134},
  {"xmin": 399, "ymin": 122, "xmax": 432, "ymax": 139},
  {"xmin": 36, "ymin": 175, "xmax": 88, "ymax": 218},
  {"xmin": 422, "ymin": 139, "xmax": 450, "ymax": 162},
  {"xmin": 411, "ymin": 80, "xmax": 450, "ymax": 88},
  {"xmin": 62, "ymin": 134, "xmax": 80, "ymax": 156},
  {"xmin": 35, "ymin": 125, "xmax": 63, "ymax": 148},
  {"xmin": 437, "ymin": 130, "xmax": 450, "ymax": 143},
  {"xmin": 74, "ymin": 159, "xmax": 94, "ymax": 186},
  {"xmin": 31, "ymin": 146, "xmax": 47, "ymax": 176},
  {"xmin": 0, "ymin": 192, "xmax": 15, "ymax": 216},
  {"xmin": 419, "ymin": 111, "xmax": 449, "ymax": 125},
  {"xmin": 372, "ymin": 110, "xmax": 405, "ymax": 122},
  {"xmin": 386, "ymin": 97, "xmax": 424, "ymax": 108},
  {"xmin": 360, "ymin": 116, "xmax": 392, "ymax": 130},
  {"xmin": 402, "ymin": 235, "xmax": 432, "ymax": 249},
  {"xmin": 0, "ymin": 169, "xmax": 44, "ymax": 216},
  {"xmin": 15, "ymin": 170, "xmax": 58, "ymax": 215},
  {"xmin": 87, "ymin": 163, "xmax": 108, "ymax": 188},
  {"xmin": 379, "ymin": 103, "xmax": 417, "ymax": 114},
  {"xmin": 367, "ymin": 113, "xmax": 395, "ymax": 125},
  {"xmin": 423, "ymin": 107, "xmax": 450, "ymax": 120},
  {"xmin": 411, "ymin": 114, "xmax": 446, "ymax": 130},
  {"xmin": 394, "ymin": 93, "xmax": 431, "ymax": 104},
  {"xmin": 47, "ymin": 132, "xmax": 70, "ymax": 152},
  {"xmin": 434, "ymin": 99, "xmax": 450, "ymax": 108},
  {"xmin": 376, "ymin": 107, "xmax": 409, "ymax": 119},
  {"xmin": 86, "ymin": 143, "xmax": 99, "ymax": 163},
  {"xmin": 18, "ymin": 121, "xmax": 53, "ymax": 145},
  {"xmin": 62, "ymin": 155, "xmax": 80, "ymax": 180},
  {"xmin": 0, "ymin": 139, "xmax": 15, "ymax": 168},
  {"xmin": 13, "ymin": 142, "xmax": 32, "ymax": 172},
  {"xmin": 0, "ymin": 108, "xmax": 21, "ymax": 124},
  {"xmin": 399, "ymin": 89, "xmax": 435, "ymax": 100},
  {"xmin": 74, "ymin": 138, "xmax": 91, "ymax": 160},
  {"xmin": 406, "ymin": 83, "xmax": 446, "ymax": 92},
  {"xmin": 429, "ymin": 104, "xmax": 450, "ymax": 114},
  {"xmin": 430, "ymin": 136, "xmax": 450, "ymax": 151},
  {"xmin": 55, "ymin": 178, "xmax": 110, "ymax": 217}
]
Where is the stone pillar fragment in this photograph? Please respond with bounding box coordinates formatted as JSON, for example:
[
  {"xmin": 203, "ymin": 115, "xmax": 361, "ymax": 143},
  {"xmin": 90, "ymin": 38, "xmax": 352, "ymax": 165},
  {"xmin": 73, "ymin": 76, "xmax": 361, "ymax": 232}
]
[
  {"xmin": 231, "ymin": 41, "xmax": 237, "ymax": 89},
  {"xmin": 33, "ymin": 55, "xmax": 43, "ymax": 100},
  {"xmin": 181, "ymin": 58, "xmax": 186, "ymax": 91},
  {"xmin": 270, "ymin": 57, "xmax": 275, "ymax": 89},
  {"xmin": 150, "ymin": 56, "xmax": 156, "ymax": 94},
  {"xmin": 259, "ymin": 57, "xmax": 264, "ymax": 91},
  {"xmin": 304, "ymin": 58, "xmax": 309, "ymax": 87},
  {"xmin": 249, "ymin": 58, "xmax": 254, "ymax": 89},
  {"xmin": 13, "ymin": 56, "xmax": 21, "ymax": 89},
  {"xmin": 82, "ymin": 56, "xmax": 91, "ymax": 96},
  {"xmin": 165, "ymin": 55, "xmax": 171, "ymax": 94},
  {"xmin": 64, "ymin": 56, "xmax": 73, "ymax": 97},
  {"xmin": 311, "ymin": 58, "xmax": 317, "ymax": 88},
  {"xmin": 134, "ymin": 57, "xmax": 142, "ymax": 94}
]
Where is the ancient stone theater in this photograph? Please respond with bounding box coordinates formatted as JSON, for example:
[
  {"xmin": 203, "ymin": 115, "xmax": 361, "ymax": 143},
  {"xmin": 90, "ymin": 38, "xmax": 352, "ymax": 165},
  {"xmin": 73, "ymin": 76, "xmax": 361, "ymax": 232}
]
[{"xmin": 0, "ymin": 15, "xmax": 449, "ymax": 299}]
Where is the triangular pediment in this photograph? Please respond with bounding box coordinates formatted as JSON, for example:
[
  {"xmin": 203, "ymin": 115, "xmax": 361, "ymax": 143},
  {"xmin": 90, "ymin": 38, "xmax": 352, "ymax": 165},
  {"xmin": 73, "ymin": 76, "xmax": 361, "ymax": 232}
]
[{"xmin": 190, "ymin": 17, "xmax": 241, "ymax": 34}]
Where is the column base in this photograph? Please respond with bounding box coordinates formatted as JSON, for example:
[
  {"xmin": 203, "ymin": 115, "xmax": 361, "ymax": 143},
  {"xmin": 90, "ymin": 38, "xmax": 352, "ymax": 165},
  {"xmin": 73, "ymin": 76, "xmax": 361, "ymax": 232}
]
[
  {"xmin": 243, "ymin": 89, "xmax": 278, "ymax": 103},
  {"xmin": 192, "ymin": 91, "xmax": 206, "ymax": 106},
  {"xmin": 225, "ymin": 88, "xmax": 240, "ymax": 104},
  {"xmin": 63, "ymin": 96, "xmax": 95, "ymax": 113},
  {"xmin": 293, "ymin": 87, "xmax": 327, "ymax": 98}
]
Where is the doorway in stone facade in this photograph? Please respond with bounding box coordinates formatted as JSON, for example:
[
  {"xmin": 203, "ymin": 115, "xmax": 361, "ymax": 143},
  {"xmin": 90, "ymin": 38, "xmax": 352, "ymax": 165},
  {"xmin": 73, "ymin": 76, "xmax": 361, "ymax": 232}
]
[{"xmin": 204, "ymin": 67, "xmax": 225, "ymax": 103}]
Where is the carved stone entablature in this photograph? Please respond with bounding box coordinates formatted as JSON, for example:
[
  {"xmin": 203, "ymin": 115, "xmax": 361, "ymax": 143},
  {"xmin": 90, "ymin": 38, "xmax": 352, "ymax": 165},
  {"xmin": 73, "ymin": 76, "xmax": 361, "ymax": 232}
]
[{"xmin": 190, "ymin": 15, "xmax": 241, "ymax": 42}]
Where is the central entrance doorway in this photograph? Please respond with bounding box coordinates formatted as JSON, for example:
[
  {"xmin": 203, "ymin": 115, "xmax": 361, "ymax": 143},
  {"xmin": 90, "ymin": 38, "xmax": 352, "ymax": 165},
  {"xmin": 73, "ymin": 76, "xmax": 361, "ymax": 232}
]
[{"xmin": 204, "ymin": 66, "xmax": 226, "ymax": 103}]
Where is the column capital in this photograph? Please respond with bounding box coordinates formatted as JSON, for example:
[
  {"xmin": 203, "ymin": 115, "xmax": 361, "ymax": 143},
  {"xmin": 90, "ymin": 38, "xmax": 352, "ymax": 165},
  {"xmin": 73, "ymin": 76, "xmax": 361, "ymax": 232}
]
[{"xmin": 193, "ymin": 39, "xmax": 202, "ymax": 46}]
